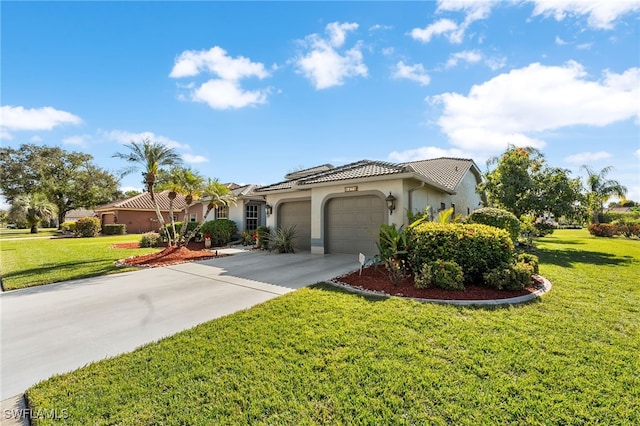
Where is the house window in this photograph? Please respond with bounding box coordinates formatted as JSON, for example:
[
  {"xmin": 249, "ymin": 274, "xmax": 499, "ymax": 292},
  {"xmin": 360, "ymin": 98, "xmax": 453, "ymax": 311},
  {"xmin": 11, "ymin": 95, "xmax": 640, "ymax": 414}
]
[
  {"xmin": 246, "ymin": 204, "xmax": 259, "ymax": 231},
  {"xmin": 190, "ymin": 213, "xmax": 197, "ymax": 222},
  {"xmin": 440, "ymin": 202, "xmax": 446, "ymax": 212},
  {"xmin": 172, "ymin": 215, "xmax": 178, "ymax": 222},
  {"xmin": 215, "ymin": 205, "xmax": 228, "ymax": 219}
]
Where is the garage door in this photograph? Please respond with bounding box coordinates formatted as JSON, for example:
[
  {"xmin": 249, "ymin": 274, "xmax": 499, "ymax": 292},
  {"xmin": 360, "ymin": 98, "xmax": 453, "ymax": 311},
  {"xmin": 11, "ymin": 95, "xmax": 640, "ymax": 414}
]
[
  {"xmin": 326, "ymin": 195, "xmax": 385, "ymax": 256},
  {"xmin": 278, "ymin": 200, "xmax": 311, "ymax": 251}
]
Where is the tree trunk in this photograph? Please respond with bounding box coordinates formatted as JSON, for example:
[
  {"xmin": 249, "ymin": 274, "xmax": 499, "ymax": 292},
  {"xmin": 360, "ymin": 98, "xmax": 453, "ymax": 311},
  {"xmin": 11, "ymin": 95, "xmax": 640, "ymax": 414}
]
[
  {"xmin": 182, "ymin": 201, "xmax": 214, "ymax": 247},
  {"xmin": 149, "ymin": 187, "xmax": 171, "ymax": 246},
  {"xmin": 168, "ymin": 191, "xmax": 177, "ymax": 247},
  {"xmin": 178, "ymin": 200, "xmax": 194, "ymax": 246},
  {"xmin": 30, "ymin": 224, "xmax": 38, "ymax": 234}
]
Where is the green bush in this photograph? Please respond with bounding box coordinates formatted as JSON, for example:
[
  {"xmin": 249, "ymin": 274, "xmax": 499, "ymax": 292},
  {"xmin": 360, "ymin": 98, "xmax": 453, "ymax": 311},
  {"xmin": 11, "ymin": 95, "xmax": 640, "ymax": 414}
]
[
  {"xmin": 408, "ymin": 223, "xmax": 514, "ymax": 286},
  {"xmin": 517, "ymin": 253, "xmax": 539, "ymax": 274},
  {"xmin": 61, "ymin": 221, "xmax": 76, "ymax": 233},
  {"xmin": 533, "ymin": 222, "xmax": 555, "ymax": 237},
  {"xmin": 241, "ymin": 230, "xmax": 256, "ymax": 246},
  {"xmin": 415, "ymin": 260, "xmax": 464, "ymax": 290},
  {"xmin": 483, "ymin": 262, "xmax": 533, "ymax": 291},
  {"xmin": 256, "ymin": 226, "xmax": 270, "ymax": 250},
  {"xmin": 75, "ymin": 217, "xmax": 101, "ymax": 237},
  {"xmin": 140, "ymin": 232, "xmax": 161, "ymax": 248},
  {"xmin": 268, "ymin": 226, "xmax": 297, "ymax": 253},
  {"xmin": 599, "ymin": 211, "xmax": 640, "ymax": 224},
  {"xmin": 102, "ymin": 224, "xmax": 126, "ymax": 235},
  {"xmin": 588, "ymin": 223, "xmax": 617, "ymax": 237},
  {"xmin": 200, "ymin": 219, "xmax": 238, "ymax": 247},
  {"xmin": 466, "ymin": 207, "xmax": 521, "ymax": 242}
]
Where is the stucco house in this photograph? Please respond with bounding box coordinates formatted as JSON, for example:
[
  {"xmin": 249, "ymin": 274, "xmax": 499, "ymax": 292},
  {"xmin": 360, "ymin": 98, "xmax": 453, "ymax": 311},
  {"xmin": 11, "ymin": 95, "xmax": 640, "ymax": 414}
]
[
  {"xmin": 255, "ymin": 157, "xmax": 484, "ymax": 256},
  {"xmin": 200, "ymin": 183, "xmax": 267, "ymax": 234},
  {"xmin": 94, "ymin": 191, "xmax": 201, "ymax": 234}
]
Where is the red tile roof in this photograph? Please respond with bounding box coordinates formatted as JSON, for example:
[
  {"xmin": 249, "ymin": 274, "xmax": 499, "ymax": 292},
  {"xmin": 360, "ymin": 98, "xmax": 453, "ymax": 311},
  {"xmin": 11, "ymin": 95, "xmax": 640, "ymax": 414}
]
[{"xmin": 95, "ymin": 191, "xmax": 187, "ymax": 212}]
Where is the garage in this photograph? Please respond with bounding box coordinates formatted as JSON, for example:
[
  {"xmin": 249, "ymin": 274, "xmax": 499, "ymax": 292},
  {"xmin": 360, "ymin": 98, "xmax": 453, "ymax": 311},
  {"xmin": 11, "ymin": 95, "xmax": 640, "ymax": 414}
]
[
  {"xmin": 326, "ymin": 195, "xmax": 385, "ymax": 256},
  {"xmin": 277, "ymin": 200, "xmax": 311, "ymax": 251}
]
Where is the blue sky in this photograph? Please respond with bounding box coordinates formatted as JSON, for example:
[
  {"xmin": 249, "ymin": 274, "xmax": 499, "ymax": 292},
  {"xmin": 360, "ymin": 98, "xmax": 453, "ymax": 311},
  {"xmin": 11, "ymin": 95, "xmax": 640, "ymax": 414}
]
[{"xmin": 2, "ymin": 1, "xmax": 639, "ymax": 203}]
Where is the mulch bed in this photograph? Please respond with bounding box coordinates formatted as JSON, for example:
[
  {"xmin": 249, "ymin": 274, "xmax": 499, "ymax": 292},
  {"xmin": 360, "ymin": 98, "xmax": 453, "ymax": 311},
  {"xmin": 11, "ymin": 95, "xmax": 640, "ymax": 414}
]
[
  {"xmin": 335, "ymin": 265, "xmax": 543, "ymax": 300},
  {"xmin": 112, "ymin": 241, "xmax": 225, "ymax": 267}
]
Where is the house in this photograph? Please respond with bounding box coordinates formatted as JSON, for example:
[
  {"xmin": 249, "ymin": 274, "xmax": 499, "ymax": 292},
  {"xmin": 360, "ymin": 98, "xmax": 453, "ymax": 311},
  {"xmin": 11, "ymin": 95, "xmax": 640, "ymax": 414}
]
[
  {"xmin": 200, "ymin": 183, "xmax": 267, "ymax": 234},
  {"xmin": 94, "ymin": 191, "xmax": 201, "ymax": 234},
  {"xmin": 254, "ymin": 157, "xmax": 484, "ymax": 256},
  {"xmin": 63, "ymin": 208, "xmax": 96, "ymax": 222}
]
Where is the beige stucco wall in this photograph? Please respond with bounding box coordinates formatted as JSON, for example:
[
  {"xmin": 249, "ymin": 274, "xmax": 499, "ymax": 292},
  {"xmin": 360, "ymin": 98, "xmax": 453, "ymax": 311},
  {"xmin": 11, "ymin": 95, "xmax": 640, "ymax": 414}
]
[{"xmin": 450, "ymin": 172, "xmax": 483, "ymax": 216}]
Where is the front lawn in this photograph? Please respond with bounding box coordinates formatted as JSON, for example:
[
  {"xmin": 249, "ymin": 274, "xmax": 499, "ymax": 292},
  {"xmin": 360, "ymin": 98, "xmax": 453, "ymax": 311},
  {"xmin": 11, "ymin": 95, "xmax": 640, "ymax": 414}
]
[
  {"xmin": 0, "ymin": 228, "xmax": 59, "ymax": 239},
  {"xmin": 0, "ymin": 235, "xmax": 159, "ymax": 290},
  {"xmin": 26, "ymin": 230, "xmax": 640, "ymax": 424}
]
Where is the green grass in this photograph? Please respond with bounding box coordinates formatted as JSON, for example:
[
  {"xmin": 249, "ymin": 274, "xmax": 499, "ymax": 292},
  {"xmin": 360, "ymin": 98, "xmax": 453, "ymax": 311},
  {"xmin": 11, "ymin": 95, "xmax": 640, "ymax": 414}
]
[
  {"xmin": 0, "ymin": 235, "xmax": 159, "ymax": 290},
  {"xmin": 0, "ymin": 227, "xmax": 59, "ymax": 239},
  {"xmin": 26, "ymin": 230, "xmax": 640, "ymax": 424}
]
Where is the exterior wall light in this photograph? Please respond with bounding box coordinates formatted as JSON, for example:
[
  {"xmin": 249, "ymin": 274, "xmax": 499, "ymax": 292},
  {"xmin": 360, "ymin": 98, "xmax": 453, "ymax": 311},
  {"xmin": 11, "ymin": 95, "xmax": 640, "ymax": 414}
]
[
  {"xmin": 265, "ymin": 204, "xmax": 273, "ymax": 216},
  {"xmin": 385, "ymin": 193, "xmax": 396, "ymax": 215}
]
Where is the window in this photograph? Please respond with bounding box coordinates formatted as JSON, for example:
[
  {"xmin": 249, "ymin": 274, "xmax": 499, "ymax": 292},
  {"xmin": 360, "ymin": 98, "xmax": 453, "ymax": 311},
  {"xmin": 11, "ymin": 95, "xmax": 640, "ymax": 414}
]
[
  {"xmin": 215, "ymin": 205, "xmax": 228, "ymax": 219},
  {"xmin": 172, "ymin": 215, "xmax": 178, "ymax": 222},
  {"xmin": 246, "ymin": 204, "xmax": 259, "ymax": 231},
  {"xmin": 440, "ymin": 202, "xmax": 446, "ymax": 212},
  {"xmin": 190, "ymin": 213, "xmax": 197, "ymax": 222}
]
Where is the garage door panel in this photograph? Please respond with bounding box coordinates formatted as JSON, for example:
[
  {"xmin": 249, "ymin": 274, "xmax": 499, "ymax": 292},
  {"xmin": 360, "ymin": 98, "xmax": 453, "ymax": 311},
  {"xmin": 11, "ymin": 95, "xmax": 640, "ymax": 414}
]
[
  {"xmin": 326, "ymin": 195, "xmax": 385, "ymax": 256},
  {"xmin": 279, "ymin": 201, "xmax": 311, "ymax": 251}
]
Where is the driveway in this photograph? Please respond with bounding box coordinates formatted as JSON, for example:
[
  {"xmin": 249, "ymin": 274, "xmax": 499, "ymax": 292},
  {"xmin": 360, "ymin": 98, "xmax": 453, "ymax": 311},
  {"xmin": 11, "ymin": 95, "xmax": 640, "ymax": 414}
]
[{"xmin": 0, "ymin": 250, "xmax": 358, "ymax": 400}]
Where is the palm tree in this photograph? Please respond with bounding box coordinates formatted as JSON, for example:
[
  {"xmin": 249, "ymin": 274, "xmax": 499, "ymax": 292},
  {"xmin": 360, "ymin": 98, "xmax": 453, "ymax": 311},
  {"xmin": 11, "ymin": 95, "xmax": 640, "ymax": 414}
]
[
  {"xmin": 183, "ymin": 178, "xmax": 237, "ymax": 246},
  {"xmin": 10, "ymin": 193, "xmax": 57, "ymax": 233},
  {"xmin": 581, "ymin": 165, "xmax": 627, "ymax": 224},
  {"xmin": 113, "ymin": 138, "xmax": 182, "ymax": 244},
  {"xmin": 156, "ymin": 167, "xmax": 201, "ymax": 244}
]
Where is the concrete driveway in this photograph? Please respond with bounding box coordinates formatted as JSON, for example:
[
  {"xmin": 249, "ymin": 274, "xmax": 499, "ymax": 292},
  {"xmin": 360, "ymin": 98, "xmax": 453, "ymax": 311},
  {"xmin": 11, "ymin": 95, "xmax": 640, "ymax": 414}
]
[{"xmin": 0, "ymin": 250, "xmax": 358, "ymax": 400}]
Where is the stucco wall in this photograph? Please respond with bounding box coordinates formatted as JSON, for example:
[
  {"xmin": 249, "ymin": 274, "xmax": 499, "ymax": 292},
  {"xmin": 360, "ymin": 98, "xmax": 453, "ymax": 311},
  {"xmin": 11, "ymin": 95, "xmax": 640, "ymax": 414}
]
[
  {"xmin": 450, "ymin": 171, "xmax": 483, "ymax": 216},
  {"xmin": 107, "ymin": 210, "xmax": 186, "ymax": 234}
]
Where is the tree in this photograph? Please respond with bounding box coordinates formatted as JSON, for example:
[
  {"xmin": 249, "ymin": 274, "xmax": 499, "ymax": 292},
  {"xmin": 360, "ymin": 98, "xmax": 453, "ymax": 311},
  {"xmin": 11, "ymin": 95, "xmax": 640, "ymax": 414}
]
[
  {"xmin": 0, "ymin": 209, "xmax": 7, "ymax": 226},
  {"xmin": 478, "ymin": 146, "xmax": 581, "ymax": 221},
  {"xmin": 581, "ymin": 165, "xmax": 627, "ymax": 224},
  {"xmin": 9, "ymin": 193, "xmax": 57, "ymax": 233},
  {"xmin": 0, "ymin": 144, "xmax": 119, "ymax": 226},
  {"xmin": 184, "ymin": 178, "xmax": 237, "ymax": 246},
  {"xmin": 113, "ymin": 138, "xmax": 183, "ymax": 245}
]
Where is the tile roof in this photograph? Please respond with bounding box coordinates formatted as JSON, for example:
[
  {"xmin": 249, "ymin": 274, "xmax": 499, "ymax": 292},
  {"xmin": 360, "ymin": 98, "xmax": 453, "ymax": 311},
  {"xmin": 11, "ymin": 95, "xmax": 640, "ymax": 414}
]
[
  {"xmin": 285, "ymin": 164, "xmax": 335, "ymax": 180},
  {"xmin": 95, "ymin": 191, "xmax": 186, "ymax": 211},
  {"xmin": 255, "ymin": 157, "xmax": 480, "ymax": 193}
]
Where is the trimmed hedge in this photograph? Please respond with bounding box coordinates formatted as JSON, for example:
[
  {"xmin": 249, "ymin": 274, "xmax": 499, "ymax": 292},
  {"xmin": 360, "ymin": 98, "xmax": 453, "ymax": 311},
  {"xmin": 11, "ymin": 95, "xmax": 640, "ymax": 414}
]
[
  {"xmin": 102, "ymin": 224, "xmax": 126, "ymax": 235},
  {"xmin": 483, "ymin": 262, "xmax": 534, "ymax": 291},
  {"xmin": 415, "ymin": 260, "xmax": 464, "ymax": 290},
  {"xmin": 588, "ymin": 223, "xmax": 617, "ymax": 237},
  {"xmin": 200, "ymin": 219, "xmax": 238, "ymax": 247},
  {"xmin": 75, "ymin": 217, "xmax": 101, "ymax": 237},
  {"xmin": 466, "ymin": 207, "xmax": 521, "ymax": 242},
  {"xmin": 408, "ymin": 223, "xmax": 514, "ymax": 286},
  {"xmin": 60, "ymin": 221, "xmax": 76, "ymax": 233},
  {"xmin": 140, "ymin": 232, "xmax": 161, "ymax": 248},
  {"xmin": 588, "ymin": 223, "xmax": 640, "ymax": 238}
]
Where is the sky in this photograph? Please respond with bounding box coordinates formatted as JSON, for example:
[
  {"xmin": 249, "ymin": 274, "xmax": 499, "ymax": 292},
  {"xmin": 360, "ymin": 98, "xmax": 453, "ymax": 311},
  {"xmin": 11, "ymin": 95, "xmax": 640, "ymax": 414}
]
[{"xmin": 2, "ymin": 0, "xmax": 639, "ymax": 205}]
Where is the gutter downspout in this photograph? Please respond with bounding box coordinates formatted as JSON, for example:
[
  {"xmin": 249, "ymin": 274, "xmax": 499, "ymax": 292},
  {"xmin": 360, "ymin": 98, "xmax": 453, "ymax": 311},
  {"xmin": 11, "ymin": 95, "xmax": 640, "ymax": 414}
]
[{"xmin": 407, "ymin": 182, "xmax": 426, "ymax": 216}]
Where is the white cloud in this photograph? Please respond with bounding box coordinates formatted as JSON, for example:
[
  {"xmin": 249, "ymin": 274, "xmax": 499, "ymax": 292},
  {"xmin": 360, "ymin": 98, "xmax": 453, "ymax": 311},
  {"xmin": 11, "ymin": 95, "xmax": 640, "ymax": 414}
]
[
  {"xmin": 0, "ymin": 105, "xmax": 81, "ymax": 138},
  {"xmin": 182, "ymin": 154, "xmax": 209, "ymax": 164},
  {"xmin": 555, "ymin": 36, "xmax": 568, "ymax": 45},
  {"xmin": 101, "ymin": 130, "xmax": 190, "ymax": 151},
  {"xmin": 30, "ymin": 135, "xmax": 43, "ymax": 143},
  {"xmin": 392, "ymin": 61, "xmax": 431, "ymax": 86},
  {"xmin": 430, "ymin": 62, "xmax": 640, "ymax": 152},
  {"xmin": 577, "ymin": 42, "xmax": 593, "ymax": 50},
  {"xmin": 191, "ymin": 79, "xmax": 269, "ymax": 110},
  {"xmin": 564, "ymin": 151, "xmax": 612, "ymax": 164},
  {"xmin": 369, "ymin": 24, "xmax": 393, "ymax": 31},
  {"xmin": 528, "ymin": 0, "xmax": 640, "ymax": 30},
  {"xmin": 445, "ymin": 50, "xmax": 483, "ymax": 68},
  {"xmin": 63, "ymin": 134, "xmax": 92, "ymax": 148},
  {"xmin": 295, "ymin": 22, "xmax": 368, "ymax": 90},
  {"xmin": 410, "ymin": 19, "xmax": 460, "ymax": 43},
  {"xmin": 381, "ymin": 47, "xmax": 395, "ymax": 56},
  {"xmin": 170, "ymin": 46, "xmax": 271, "ymax": 110},
  {"xmin": 388, "ymin": 146, "xmax": 472, "ymax": 162},
  {"xmin": 634, "ymin": 149, "xmax": 640, "ymax": 158}
]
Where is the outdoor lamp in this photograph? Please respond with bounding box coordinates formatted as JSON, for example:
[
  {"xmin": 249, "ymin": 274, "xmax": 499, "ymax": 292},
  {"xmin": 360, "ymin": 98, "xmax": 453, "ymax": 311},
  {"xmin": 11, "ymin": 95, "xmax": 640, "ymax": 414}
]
[
  {"xmin": 385, "ymin": 192, "xmax": 396, "ymax": 215},
  {"xmin": 265, "ymin": 204, "xmax": 273, "ymax": 216}
]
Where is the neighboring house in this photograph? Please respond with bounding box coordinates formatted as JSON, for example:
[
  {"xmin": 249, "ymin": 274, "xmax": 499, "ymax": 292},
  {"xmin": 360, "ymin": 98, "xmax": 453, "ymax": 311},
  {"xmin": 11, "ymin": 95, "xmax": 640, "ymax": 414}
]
[
  {"xmin": 255, "ymin": 157, "xmax": 484, "ymax": 256},
  {"xmin": 200, "ymin": 184, "xmax": 267, "ymax": 234},
  {"xmin": 94, "ymin": 191, "xmax": 201, "ymax": 234},
  {"xmin": 604, "ymin": 207, "xmax": 632, "ymax": 214},
  {"xmin": 63, "ymin": 208, "xmax": 96, "ymax": 222}
]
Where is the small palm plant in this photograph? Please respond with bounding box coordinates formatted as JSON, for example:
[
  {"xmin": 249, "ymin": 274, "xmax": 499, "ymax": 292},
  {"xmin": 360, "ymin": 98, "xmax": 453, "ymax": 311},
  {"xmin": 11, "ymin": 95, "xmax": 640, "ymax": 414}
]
[
  {"xmin": 267, "ymin": 226, "xmax": 297, "ymax": 253},
  {"xmin": 9, "ymin": 193, "xmax": 57, "ymax": 234}
]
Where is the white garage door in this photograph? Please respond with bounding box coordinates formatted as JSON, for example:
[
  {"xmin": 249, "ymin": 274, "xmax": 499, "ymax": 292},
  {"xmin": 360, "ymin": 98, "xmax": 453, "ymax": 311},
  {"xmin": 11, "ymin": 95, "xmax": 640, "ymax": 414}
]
[
  {"xmin": 278, "ymin": 201, "xmax": 311, "ymax": 251},
  {"xmin": 326, "ymin": 195, "xmax": 385, "ymax": 256}
]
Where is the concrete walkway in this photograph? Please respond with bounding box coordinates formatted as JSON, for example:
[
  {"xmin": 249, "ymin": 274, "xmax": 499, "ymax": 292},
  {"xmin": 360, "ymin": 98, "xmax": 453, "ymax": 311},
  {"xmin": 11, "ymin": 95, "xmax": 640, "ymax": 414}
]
[{"xmin": 0, "ymin": 250, "xmax": 358, "ymax": 402}]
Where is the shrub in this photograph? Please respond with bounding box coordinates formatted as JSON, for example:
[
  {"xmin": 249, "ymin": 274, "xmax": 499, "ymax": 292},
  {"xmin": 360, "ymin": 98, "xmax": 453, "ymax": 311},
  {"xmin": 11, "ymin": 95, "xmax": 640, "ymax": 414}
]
[
  {"xmin": 256, "ymin": 226, "xmax": 270, "ymax": 250},
  {"xmin": 241, "ymin": 230, "xmax": 256, "ymax": 246},
  {"xmin": 268, "ymin": 226, "xmax": 297, "ymax": 253},
  {"xmin": 60, "ymin": 221, "xmax": 76, "ymax": 233},
  {"xmin": 533, "ymin": 222, "xmax": 555, "ymax": 237},
  {"xmin": 408, "ymin": 223, "xmax": 514, "ymax": 286},
  {"xmin": 466, "ymin": 207, "xmax": 521, "ymax": 242},
  {"xmin": 483, "ymin": 262, "xmax": 533, "ymax": 291},
  {"xmin": 415, "ymin": 260, "xmax": 464, "ymax": 290},
  {"xmin": 516, "ymin": 253, "xmax": 539, "ymax": 274},
  {"xmin": 102, "ymin": 224, "xmax": 126, "ymax": 235},
  {"xmin": 588, "ymin": 223, "xmax": 617, "ymax": 237},
  {"xmin": 200, "ymin": 219, "xmax": 238, "ymax": 247},
  {"xmin": 599, "ymin": 211, "xmax": 640, "ymax": 224},
  {"xmin": 75, "ymin": 217, "xmax": 101, "ymax": 237},
  {"xmin": 140, "ymin": 232, "xmax": 161, "ymax": 248}
]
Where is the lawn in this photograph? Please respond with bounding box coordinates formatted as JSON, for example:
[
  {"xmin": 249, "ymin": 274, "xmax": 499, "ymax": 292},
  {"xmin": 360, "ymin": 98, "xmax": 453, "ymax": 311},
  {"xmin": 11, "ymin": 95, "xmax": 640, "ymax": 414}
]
[
  {"xmin": 26, "ymin": 230, "xmax": 640, "ymax": 424},
  {"xmin": 0, "ymin": 235, "xmax": 159, "ymax": 290},
  {"xmin": 0, "ymin": 227, "xmax": 59, "ymax": 239}
]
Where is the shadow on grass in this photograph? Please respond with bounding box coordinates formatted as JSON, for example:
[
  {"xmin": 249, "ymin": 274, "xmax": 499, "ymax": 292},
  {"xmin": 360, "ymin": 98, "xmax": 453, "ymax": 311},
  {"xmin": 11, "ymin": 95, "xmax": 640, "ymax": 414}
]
[{"xmin": 536, "ymin": 247, "xmax": 635, "ymax": 268}]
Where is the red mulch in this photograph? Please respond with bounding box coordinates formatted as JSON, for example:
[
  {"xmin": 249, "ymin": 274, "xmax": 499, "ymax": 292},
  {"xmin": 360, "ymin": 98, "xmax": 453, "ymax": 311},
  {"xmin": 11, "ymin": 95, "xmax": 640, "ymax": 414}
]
[
  {"xmin": 335, "ymin": 265, "xmax": 542, "ymax": 300},
  {"xmin": 113, "ymin": 241, "xmax": 223, "ymax": 267}
]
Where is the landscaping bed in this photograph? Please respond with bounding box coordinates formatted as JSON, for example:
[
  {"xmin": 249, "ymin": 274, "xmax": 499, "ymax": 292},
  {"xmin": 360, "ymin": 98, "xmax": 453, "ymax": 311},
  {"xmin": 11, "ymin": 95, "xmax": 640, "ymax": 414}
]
[{"xmin": 112, "ymin": 241, "xmax": 225, "ymax": 267}]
